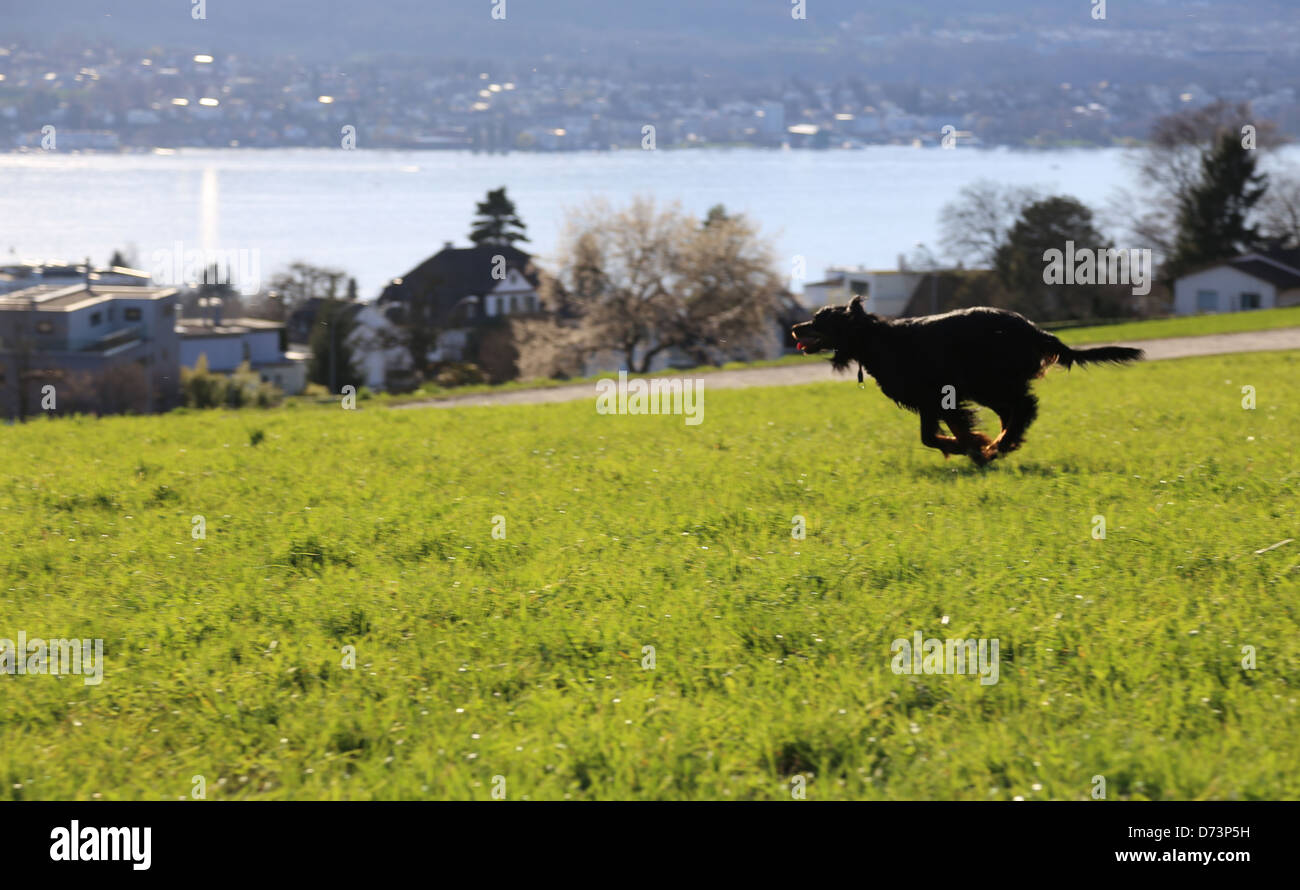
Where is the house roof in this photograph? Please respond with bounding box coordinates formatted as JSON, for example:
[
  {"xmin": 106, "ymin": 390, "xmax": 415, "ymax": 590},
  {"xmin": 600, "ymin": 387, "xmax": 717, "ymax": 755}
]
[
  {"xmin": 379, "ymin": 243, "xmax": 540, "ymax": 324},
  {"xmin": 1259, "ymin": 247, "xmax": 1300, "ymax": 270},
  {"xmin": 1179, "ymin": 247, "xmax": 1300, "ymax": 289},
  {"xmin": 0, "ymin": 283, "xmax": 176, "ymax": 312},
  {"xmin": 1227, "ymin": 259, "xmax": 1300, "ymax": 289}
]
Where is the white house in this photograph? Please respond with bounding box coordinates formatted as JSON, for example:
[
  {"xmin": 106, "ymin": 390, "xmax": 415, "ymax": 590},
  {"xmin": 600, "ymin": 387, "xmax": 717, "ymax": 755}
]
[
  {"xmin": 801, "ymin": 267, "xmax": 924, "ymax": 317},
  {"xmin": 347, "ymin": 301, "xmax": 413, "ymax": 392},
  {"xmin": 1172, "ymin": 249, "xmax": 1300, "ymax": 315},
  {"xmin": 177, "ymin": 315, "xmax": 307, "ymax": 394},
  {"xmin": 356, "ymin": 243, "xmax": 543, "ymax": 388}
]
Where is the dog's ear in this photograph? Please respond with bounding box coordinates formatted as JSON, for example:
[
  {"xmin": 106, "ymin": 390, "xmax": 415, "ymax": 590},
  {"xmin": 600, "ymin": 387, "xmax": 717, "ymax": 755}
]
[{"xmin": 849, "ymin": 294, "xmax": 867, "ymax": 315}]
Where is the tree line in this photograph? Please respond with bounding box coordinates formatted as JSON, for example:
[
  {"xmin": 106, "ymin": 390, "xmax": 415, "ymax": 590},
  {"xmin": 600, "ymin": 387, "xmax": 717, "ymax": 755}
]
[{"xmin": 935, "ymin": 101, "xmax": 1298, "ymax": 321}]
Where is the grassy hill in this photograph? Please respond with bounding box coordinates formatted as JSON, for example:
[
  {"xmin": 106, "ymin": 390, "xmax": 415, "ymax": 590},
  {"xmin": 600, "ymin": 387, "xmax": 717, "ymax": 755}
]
[
  {"xmin": 1055, "ymin": 305, "xmax": 1300, "ymax": 345},
  {"xmin": 2, "ymin": 350, "xmax": 1297, "ymax": 799}
]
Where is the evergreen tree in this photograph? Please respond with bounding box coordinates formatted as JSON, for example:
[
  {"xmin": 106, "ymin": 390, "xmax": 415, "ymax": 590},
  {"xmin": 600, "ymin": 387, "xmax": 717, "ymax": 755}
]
[
  {"xmin": 308, "ymin": 300, "xmax": 363, "ymax": 392},
  {"xmin": 994, "ymin": 196, "xmax": 1124, "ymax": 321},
  {"xmin": 1166, "ymin": 130, "xmax": 1269, "ymax": 279},
  {"xmin": 468, "ymin": 187, "xmax": 529, "ymax": 247}
]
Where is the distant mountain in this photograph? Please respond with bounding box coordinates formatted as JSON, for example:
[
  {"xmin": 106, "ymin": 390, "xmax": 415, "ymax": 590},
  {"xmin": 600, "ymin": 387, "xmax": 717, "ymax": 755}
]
[
  {"xmin": 11, "ymin": 0, "xmax": 850, "ymax": 58},
  {"xmin": 8, "ymin": 0, "xmax": 1290, "ymax": 60}
]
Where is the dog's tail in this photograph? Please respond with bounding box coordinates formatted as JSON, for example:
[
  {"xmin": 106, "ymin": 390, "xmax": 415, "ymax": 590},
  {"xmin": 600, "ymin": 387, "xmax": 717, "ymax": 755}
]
[{"xmin": 1040, "ymin": 332, "xmax": 1144, "ymax": 370}]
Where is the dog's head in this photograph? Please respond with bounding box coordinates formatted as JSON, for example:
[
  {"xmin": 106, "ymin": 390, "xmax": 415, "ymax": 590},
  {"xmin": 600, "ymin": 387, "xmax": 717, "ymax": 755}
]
[{"xmin": 791, "ymin": 295, "xmax": 879, "ymax": 370}]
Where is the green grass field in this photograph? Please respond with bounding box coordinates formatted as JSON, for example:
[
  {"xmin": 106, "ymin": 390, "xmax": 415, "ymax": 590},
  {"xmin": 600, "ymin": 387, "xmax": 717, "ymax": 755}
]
[
  {"xmin": 1055, "ymin": 305, "xmax": 1300, "ymax": 345},
  {"xmin": 2, "ymin": 351, "xmax": 1298, "ymax": 800}
]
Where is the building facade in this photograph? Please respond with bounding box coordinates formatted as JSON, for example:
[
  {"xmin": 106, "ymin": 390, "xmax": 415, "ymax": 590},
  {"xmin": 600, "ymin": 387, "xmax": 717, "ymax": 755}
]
[
  {"xmin": 0, "ymin": 283, "xmax": 181, "ymax": 418},
  {"xmin": 1172, "ymin": 250, "xmax": 1300, "ymax": 315},
  {"xmin": 178, "ymin": 314, "xmax": 307, "ymax": 395}
]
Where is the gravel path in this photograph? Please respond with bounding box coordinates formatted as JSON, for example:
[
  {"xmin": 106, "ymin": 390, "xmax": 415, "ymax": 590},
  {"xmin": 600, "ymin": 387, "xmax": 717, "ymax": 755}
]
[{"xmin": 395, "ymin": 326, "xmax": 1300, "ymax": 410}]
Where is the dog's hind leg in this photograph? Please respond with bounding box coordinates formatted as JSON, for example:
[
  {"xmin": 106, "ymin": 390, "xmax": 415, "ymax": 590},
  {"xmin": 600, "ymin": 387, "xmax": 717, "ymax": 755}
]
[
  {"xmin": 997, "ymin": 391, "xmax": 1039, "ymax": 454},
  {"xmin": 919, "ymin": 409, "xmax": 966, "ymax": 460},
  {"xmin": 984, "ymin": 399, "xmax": 1014, "ymax": 458}
]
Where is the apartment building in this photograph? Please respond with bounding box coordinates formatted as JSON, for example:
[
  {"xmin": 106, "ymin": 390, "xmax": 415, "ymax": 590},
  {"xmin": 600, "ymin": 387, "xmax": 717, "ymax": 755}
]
[{"xmin": 0, "ymin": 283, "xmax": 180, "ymax": 418}]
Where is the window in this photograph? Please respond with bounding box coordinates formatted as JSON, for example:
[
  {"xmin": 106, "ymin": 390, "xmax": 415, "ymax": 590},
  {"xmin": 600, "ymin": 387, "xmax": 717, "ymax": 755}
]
[
  {"xmin": 125, "ymin": 307, "xmax": 142, "ymax": 321},
  {"xmin": 484, "ymin": 295, "xmax": 497, "ymax": 317},
  {"xmin": 1240, "ymin": 292, "xmax": 1261, "ymax": 310},
  {"xmin": 1196, "ymin": 290, "xmax": 1218, "ymax": 312},
  {"xmin": 850, "ymin": 280, "xmax": 869, "ymax": 297},
  {"xmin": 90, "ymin": 312, "xmax": 102, "ymax": 327},
  {"xmin": 454, "ymin": 298, "xmax": 477, "ymax": 323}
]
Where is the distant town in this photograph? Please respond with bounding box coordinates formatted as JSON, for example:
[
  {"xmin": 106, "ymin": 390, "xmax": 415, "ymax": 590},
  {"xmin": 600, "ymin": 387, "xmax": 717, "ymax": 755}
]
[{"xmin": 2, "ymin": 31, "xmax": 1298, "ymax": 153}]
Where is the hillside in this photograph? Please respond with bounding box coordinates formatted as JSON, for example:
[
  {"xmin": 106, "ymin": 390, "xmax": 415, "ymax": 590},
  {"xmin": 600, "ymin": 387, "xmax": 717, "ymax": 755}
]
[{"xmin": 2, "ymin": 351, "xmax": 1297, "ymax": 799}]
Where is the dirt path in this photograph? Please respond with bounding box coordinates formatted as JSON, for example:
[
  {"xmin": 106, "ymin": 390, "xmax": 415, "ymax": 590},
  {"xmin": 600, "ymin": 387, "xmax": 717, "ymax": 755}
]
[{"xmin": 396, "ymin": 327, "xmax": 1300, "ymax": 410}]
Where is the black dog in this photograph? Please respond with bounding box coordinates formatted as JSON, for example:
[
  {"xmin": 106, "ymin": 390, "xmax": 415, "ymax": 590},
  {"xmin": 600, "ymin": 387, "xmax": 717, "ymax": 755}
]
[{"xmin": 791, "ymin": 297, "xmax": 1144, "ymax": 465}]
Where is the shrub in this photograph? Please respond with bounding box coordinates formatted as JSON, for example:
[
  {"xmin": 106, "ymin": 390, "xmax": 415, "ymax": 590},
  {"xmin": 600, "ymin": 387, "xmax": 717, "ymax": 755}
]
[
  {"xmin": 432, "ymin": 362, "xmax": 487, "ymax": 388},
  {"xmin": 181, "ymin": 355, "xmax": 283, "ymax": 409}
]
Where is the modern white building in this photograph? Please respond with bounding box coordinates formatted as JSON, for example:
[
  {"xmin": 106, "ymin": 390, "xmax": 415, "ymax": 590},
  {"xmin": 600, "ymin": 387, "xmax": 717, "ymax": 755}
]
[
  {"xmin": 1172, "ymin": 249, "xmax": 1300, "ymax": 315},
  {"xmin": 801, "ymin": 267, "xmax": 924, "ymax": 317},
  {"xmin": 177, "ymin": 314, "xmax": 307, "ymax": 394},
  {"xmin": 0, "ymin": 282, "xmax": 181, "ymax": 417},
  {"xmin": 0, "ymin": 262, "xmax": 152, "ymax": 296}
]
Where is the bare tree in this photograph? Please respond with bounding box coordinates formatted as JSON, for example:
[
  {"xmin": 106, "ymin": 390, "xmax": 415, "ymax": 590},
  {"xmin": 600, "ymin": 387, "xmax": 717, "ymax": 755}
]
[
  {"xmin": 938, "ymin": 180, "xmax": 1041, "ymax": 267},
  {"xmin": 544, "ymin": 197, "xmax": 784, "ymax": 373},
  {"xmin": 267, "ymin": 261, "xmax": 349, "ymax": 318},
  {"xmin": 1113, "ymin": 100, "xmax": 1283, "ymax": 261},
  {"xmin": 1259, "ymin": 167, "xmax": 1300, "ymax": 248}
]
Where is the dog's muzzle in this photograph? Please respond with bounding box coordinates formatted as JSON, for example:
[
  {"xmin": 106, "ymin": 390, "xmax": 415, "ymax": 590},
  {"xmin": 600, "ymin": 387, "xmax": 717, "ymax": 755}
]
[{"xmin": 792, "ymin": 326, "xmax": 824, "ymax": 352}]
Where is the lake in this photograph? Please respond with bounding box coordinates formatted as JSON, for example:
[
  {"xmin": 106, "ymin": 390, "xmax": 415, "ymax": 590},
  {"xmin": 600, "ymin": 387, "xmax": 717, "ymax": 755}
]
[{"xmin": 3, "ymin": 146, "xmax": 1297, "ymax": 298}]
